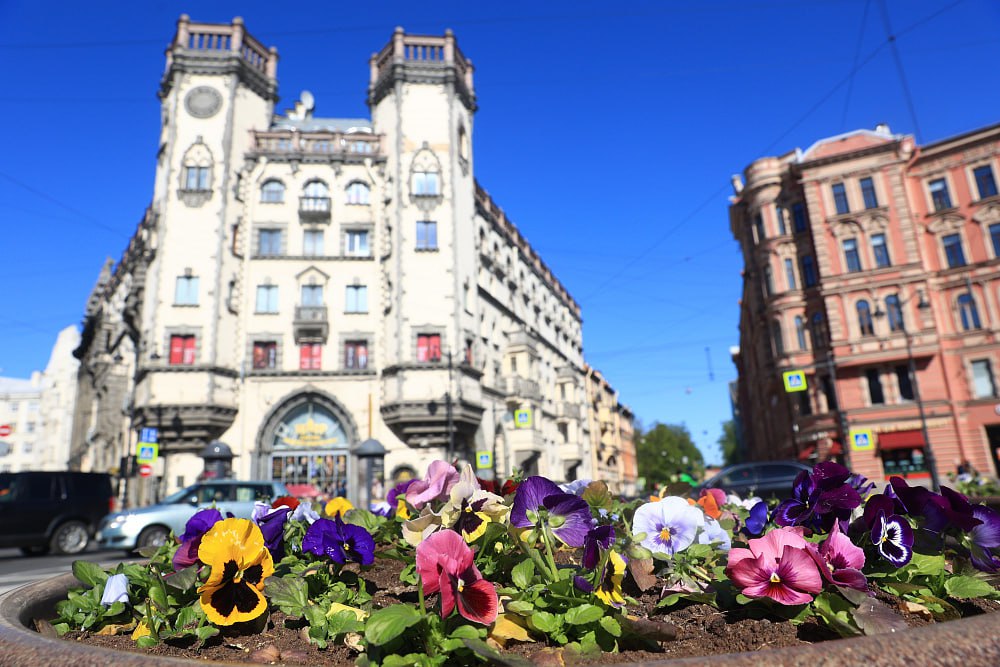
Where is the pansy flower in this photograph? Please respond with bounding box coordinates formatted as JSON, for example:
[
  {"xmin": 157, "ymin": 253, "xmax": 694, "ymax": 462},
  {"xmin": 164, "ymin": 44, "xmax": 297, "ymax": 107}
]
[
  {"xmin": 814, "ymin": 521, "xmax": 867, "ymax": 591},
  {"xmin": 632, "ymin": 496, "xmax": 704, "ymax": 556},
  {"xmin": 325, "ymin": 496, "xmax": 354, "ymax": 517},
  {"xmin": 697, "ymin": 517, "xmax": 731, "ymax": 552},
  {"xmin": 196, "ymin": 518, "xmax": 275, "ymax": 625},
  {"xmin": 290, "ymin": 501, "xmax": 320, "ymax": 524},
  {"xmin": 870, "ymin": 510, "xmax": 914, "ymax": 567},
  {"xmin": 271, "ymin": 496, "xmax": 300, "ymax": 511},
  {"xmin": 406, "ymin": 461, "xmax": 460, "ymax": 509},
  {"xmin": 774, "ymin": 463, "xmax": 861, "ymax": 532},
  {"xmin": 510, "ymin": 476, "xmax": 592, "ymax": 547},
  {"xmin": 440, "ymin": 464, "xmax": 509, "ymax": 542},
  {"xmin": 415, "ymin": 529, "xmax": 498, "ymax": 624},
  {"xmin": 583, "ymin": 525, "xmax": 615, "ymax": 569},
  {"xmin": 100, "ymin": 573, "xmax": 129, "ymax": 606},
  {"xmin": 594, "ymin": 550, "xmax": 627, "ymax": 608},
  {"xmin": 387, "ymin": 479, "xmax": 415, "ymax": 519},
  {"xmin": 251, "ymin": 501, "xmax": 292, "ymax": 561},
  {"xmin": 968, "ymin": 505, "xmax": 1000, "ymax": 572},
  {"xmin": 743, "ymin": 500, "xmax": 769, "ymax": 536},
  {"xmin": 302, "ymin": 515, "xmax": 375, "ymax": 565},
  {"xmin": 173, "ymin": 507, "xmax": 223, "ymax": 571},
  {"xmin": 727, "ymin": 526, "xmax": 823, "ymax": 605}
]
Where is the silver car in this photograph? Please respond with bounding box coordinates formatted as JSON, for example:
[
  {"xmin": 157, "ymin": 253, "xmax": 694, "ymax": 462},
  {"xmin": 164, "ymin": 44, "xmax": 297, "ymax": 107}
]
[{"xmin": 97, "ymin": 480, "xmax": 289, "ymax": 552}]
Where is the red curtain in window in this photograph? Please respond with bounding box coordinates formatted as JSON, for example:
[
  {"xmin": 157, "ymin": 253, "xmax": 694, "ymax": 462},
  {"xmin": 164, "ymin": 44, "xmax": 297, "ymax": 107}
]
[
  {"xmin": 300, "ymin": 343, "xmax": 322, "ymax": 370},
  {"xmin": 169, "ymin": 335, "xmax": 196, "ymax": 366},
  {"xmin": 428, "ymin": 334, "xmax": 441, "ymax": 362}
]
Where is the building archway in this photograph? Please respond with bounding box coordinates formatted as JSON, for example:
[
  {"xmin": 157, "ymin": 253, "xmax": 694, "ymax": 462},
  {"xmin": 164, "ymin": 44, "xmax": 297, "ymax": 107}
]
[{"xmin": 255, "ymin": 389, "xmax": 360, "ymax": 499}]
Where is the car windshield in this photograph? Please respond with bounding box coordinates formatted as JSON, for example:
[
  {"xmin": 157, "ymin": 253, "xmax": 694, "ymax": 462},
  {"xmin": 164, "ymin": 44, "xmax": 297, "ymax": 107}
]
[{"xmin": 160, "ymin": 484, "xmax": 200, "ymax": 505}]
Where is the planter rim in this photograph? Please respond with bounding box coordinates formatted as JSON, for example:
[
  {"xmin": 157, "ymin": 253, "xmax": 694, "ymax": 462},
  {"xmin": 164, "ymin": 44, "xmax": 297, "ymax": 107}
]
[{"xmin": 2, "ymin": 573, "xmax": 1000, "ymax": 666}]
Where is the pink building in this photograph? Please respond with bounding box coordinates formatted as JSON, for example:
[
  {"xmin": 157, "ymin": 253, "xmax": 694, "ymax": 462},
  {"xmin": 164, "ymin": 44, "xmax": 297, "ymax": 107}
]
[{"xmin": 731, "ymin": 121, "xmax": 1000, "ymax": 486}]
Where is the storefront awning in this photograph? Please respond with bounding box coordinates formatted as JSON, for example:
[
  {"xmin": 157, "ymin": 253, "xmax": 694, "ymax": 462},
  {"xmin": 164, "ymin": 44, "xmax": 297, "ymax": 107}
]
[
  {"xmin": 798, "ymin": 445, "xmax": 817, "ymax": 461},
  {"xmin": 878, "ymin": 429, "xmax": 926, "ymax": 451},
  {"xmin": 829, "ymin": 440, "xmax": 843, "ymax": 456}
]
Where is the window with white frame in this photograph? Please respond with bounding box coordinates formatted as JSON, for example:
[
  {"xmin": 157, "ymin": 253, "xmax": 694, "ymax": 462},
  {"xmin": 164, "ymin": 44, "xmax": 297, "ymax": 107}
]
[
  {"xmin": 775, "ymin": 205, "xmax": 786, "ymax": 235},
  {"xmin": 344, "ymin": 340, "xmax": 369, "ymax": 369},
  {"xmin": 871, "ymin": 233, "xmax": 891, "ymax": 268},
  {"xmin": 843, "ymin": 238, "xmax": 862, "ymax": 272},
  {"xmin": 255, "ymin": 285, "xmax": 279, "ymax": 313},
  {"xmin": 886, "ymin": 294, "xmax": 904, "ymax": 332},
  {"xmin": 857, "ymin": 300, "xmax": 874, "ymax": 336},
  {"xmin": 303, "ymin": 229, "xmax": 324, "ymax": 256},
  {"xmin": 301, "ymin": 284, "xmax": 324, "ymax": 307},
  {"xmin": 866, "ymin": 368, "xmax": 885, "ymax": 404},
  {"xmin": 972, "ymin": 359, "xmax": 997, "ymax": 398},
  {"xmin": 413, "ymin": 171, "xmax": 440, "ymax": 196},
  {"xmin": 174, "ymin": 275, "xmax": 199, "ymax": 305},
  {"xmin": 772, "ymin": 321, "xmax": 784, "ymax": 356},
  {"xmin": 942, "ymin": 233, "xmax": 966, "ymax": 268},
  {"xmin": 792, "ymin": 202, "xmax": 808, "ymax": 233},
  {"xmin": 301, "ymin": 180, "xmax": 330, "ymax": 212},
  {"xmin": 257, "ymin": 229, "xmax": 282, "ymax": 257},
  {"xmin": 345, "ymin": 230, "xmax": 370, "ymax": 256},
  {"xmin": 929, "ymin": 178, "xmax": 953, "ymax": 211},
  {"xmin": 832, "ymin": 182, "xmax": 850, "ymax": 215},
  {"xmin": 801, "ymin": 255, "xmax": 817, "ymax": 287},
  {"xmin": 974, "ymin": 165, "xmax": 998, "ymax": 199},
  {"xmin": 261, "ymin": 180, "xmax": 285, "ymax": 203},
  {"xmin": 416, "ymin": 221, "xmax": 438, "ymax": 250},
  {"xmin": 784, "ymin": 258, "xmax": 796, "ymax": 291},
  {"xmin": 795, "ymin": 315, "xmax": 807, "ymax": 350},
  {"xmin": 184, "ymin": 166, "xmax": 210, "ymax": 191},
  {"xmin": 989, "ymin": 223, "xmax": 1000, "ymax": 258},
  {"xmin": 346, "ymin": 181, "xmax": 370, "ymax": 205},
  {"xmin": 860, "ymin": 177, "xmax": 879, "ymax": 209},
  {"xmin": 959, "ymin": 292, "xmax": 982, "ymax": 330},
  {"xmin": 345, "ymin": 285, "xmax": 368, "ymax": 313}
]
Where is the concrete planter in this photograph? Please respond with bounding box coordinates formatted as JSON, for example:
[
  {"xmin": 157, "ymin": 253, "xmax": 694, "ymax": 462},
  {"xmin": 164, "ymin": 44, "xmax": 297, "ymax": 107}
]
[{"xmin": 2, "ymin": 573, "xmax": 1000, "ymax": 666}]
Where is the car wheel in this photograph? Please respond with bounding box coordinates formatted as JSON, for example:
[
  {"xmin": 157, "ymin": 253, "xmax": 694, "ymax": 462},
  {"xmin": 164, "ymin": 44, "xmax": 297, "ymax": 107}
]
[
  {"xmin": 50, "ymin": 521, "xmax": 90, "ymax": 555},
  {"xmin": 19, "ymin": 545, "xmax": 50, "ymax": 557},
  {"xmin": 136, "ymin": 525, "xmax": 169, "ymax": 550}
]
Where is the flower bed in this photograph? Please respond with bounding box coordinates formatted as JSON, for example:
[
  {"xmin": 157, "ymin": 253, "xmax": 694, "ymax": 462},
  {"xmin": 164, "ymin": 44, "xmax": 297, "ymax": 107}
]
[{"xmin": 15, "ymin": 461, "xmax": 1000, "ymax": 666}]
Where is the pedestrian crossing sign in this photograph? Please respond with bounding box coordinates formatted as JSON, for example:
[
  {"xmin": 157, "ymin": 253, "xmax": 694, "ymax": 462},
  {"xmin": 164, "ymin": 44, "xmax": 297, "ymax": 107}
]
[
  {"xmin": 476, "ymin": 451, "xmax": 493, "ymax": 469},
  {"xmin": 137, "ymin": 442, "xmax": 159, "ymax": 464},
  {"xmin": 514, "ymin": 409, "xmax": 533, "ymax": 428},
  {"xmin": 782, "ymin": 370, "xmax": 808, "ymax": 393},
  {"xmin": 849, "ymin": 428, "xmax": 874, "ymax": 451}
]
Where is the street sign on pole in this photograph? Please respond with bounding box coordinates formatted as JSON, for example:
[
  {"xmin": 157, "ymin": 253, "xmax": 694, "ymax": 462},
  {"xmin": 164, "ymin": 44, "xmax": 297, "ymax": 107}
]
[
  {"xmin": 476, "ymin": 451, "xmax": 493, "ymax": 469},
  {"xmin": 0, "ymin": 425, "xmax": 12, "ymax": 438},
  {"xmin": 514, "ymin": 409, "xmax": 533, "ymax": 429},
  {"xmin": 782, "ymin": 370, "xmax": 808, "ymax": 393},
  {"xmin": 849, "ymin": 428, "xmax": 874, "ymax": 451},
  {"xmin": 140, "ymin": 427, "xmax": 159, "ymax": 443},
  {"xmin": 136, "ymin": 442, "xmax": 159, "ymax": 464},
  {"xmin": 138, "ymin": 464, "xmax": 153, "ymax": 478}
]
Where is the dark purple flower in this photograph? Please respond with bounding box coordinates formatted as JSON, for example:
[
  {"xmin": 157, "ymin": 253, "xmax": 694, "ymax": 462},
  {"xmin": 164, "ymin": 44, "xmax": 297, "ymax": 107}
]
[
  {"xmin": 775, "ymin": 463, "xmax": 860, "ymax": 532},
  {"xmin": 573, "ymin": 575, "xmax": 594, "ymax": 593},
  {"xmin": 302, "ymin": 515, "xmax": 375, "ymax": 565},
  {"xmin": 847, "ymin": 473, "xmax": 875, "ymax": 499},
  {"xmin": 744, "ymin": 500, "xmax": 769, "ymax": 536},
  {"xmin": 871, "ymin": 510, "xmax": 913, "ymax": 567},
  {"xmin": 172, "ymin": 508, "xmax": 223, "ymax": 570},
  {"xmin": 583, "ymin": 525, "xmax": 615, "ymax": 569},
  {"xmin": 252, "ymin": 502, "xmax": 292, "ymax": 560},
  {"xmin": 921, "ymin": 486, "xmax": 982, "ymax": 534},
  {"xmin": 813, "ymin": 521, "xmax": 867, "ymax": 592},
  {"xmin": 387, "ymin": 479, "xmax": 415, "ymax": 507},
  {"xmin": 968, "ymin": 505, "xmax": 1000, "ymax": 572},
  {"xmin": 511, "ymin": 476, "xmax": 593, "ymax": 547}
]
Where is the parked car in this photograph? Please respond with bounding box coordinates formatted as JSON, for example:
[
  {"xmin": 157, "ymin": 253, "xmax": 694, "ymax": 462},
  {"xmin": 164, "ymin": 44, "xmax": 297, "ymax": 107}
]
[
  {"xmin": 97, "ymin": 479, "xmax": 289, "ymax": 553},
  {"xmin": 0, "ymin": 471, "xmax": 116, "ymax": 556},
  {"xmin": 699, "ymin": 461, "xmax": 812, "ymax": 500}
]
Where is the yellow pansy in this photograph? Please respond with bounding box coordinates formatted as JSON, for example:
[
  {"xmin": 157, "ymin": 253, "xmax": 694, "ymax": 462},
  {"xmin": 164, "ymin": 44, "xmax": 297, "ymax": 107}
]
[
  {"xmin": 325, "ymin": 496, "xmax": 354, "ymax": 517},
  {"xmin": 196, "ymin": 518, "xmax": 275, "ymax": 626}
]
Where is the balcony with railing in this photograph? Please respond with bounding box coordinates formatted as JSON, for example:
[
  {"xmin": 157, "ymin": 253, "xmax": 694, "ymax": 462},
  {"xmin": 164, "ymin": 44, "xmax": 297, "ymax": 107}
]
[
  {"xmin": 251, "ymin": 131, "xmax": 384, "ymax": 163},
  {"xmin": 556, "ymin": 401, "xmax": 583, "ymax": 422},
  {"xmin": 504, "ymin": 375, "xmax": 541, "ymax": 402},
  {"xmin": 368, "ymin": 28, "xmax": 475, "ymax": 108},
  {"xmin": 164, "ymin": 16, "xmax": 277, "ymax": 97},
  {"xmin": 298, "ymin": 196, "xmax": 332, "ymax": 222},
  {"xmin": 293, "ymin": 306, "xmax": 328, "ymax": 342}
]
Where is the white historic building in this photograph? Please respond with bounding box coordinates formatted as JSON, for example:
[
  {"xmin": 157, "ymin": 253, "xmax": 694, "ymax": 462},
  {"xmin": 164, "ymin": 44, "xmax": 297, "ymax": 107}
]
[{"xmin": 72, "ymin": 17, "xmax": 635, "ymax": 504}]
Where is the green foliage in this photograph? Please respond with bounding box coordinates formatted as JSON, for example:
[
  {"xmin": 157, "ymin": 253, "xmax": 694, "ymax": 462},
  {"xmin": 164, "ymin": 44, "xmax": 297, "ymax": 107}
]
[
  {"xmin": 364, "ymin": 605, "xmax": 424, "ymax": 646},
  {"xmin": 635, "ymin": 422, "xmax": 704, "ymax": 487},
  {"xmin": 717, "ymin": 419, "xmax": 741, "ymax": 465}
]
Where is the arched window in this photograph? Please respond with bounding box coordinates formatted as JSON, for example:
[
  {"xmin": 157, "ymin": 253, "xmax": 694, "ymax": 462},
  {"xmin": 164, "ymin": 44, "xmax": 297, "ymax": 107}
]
[
  {"xmin": 886, "ymin": 294, "xmax": 904, "ymax": 331},
  {"xmin": 857, "ymin": 300, "xmax": 874, "ymax": 336},
  {"xmin": 345, "ymin": 181, "xmax": 370, "ymax": 205},
  {"xmin": 302, "ymin": 180, "xmax": 330, "ymax": 212},
  {"xmin": 411, "ymin": 148, "xmax": 442, "ymax": 197},
  {"xmin": 795, "ymin": 316, "xmax": 807, "ymax": 350},
  {"xmin": 959, "ymin": 293, "xmax": 982, "ymax": 330},
  {"xmin": 180, "ymin": 142, "xmax": 213, "ymax": 192},
  {"xmin": 261, "ymin": 180, "xmax": 285, "ymax": 203},
  {"xmin": 772, "ymin": 321, "xmax": 785, "ymax": 356}
]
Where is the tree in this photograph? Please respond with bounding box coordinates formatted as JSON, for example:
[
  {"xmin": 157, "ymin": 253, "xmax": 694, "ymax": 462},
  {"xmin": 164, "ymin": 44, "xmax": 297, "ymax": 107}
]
[
  {"xmin": 635, "ymin": 422, "xmax": 704, "ymax": 489},
  {"xmin": 718, "ymin": 419, "xmax": 741, "ymax": 465}
]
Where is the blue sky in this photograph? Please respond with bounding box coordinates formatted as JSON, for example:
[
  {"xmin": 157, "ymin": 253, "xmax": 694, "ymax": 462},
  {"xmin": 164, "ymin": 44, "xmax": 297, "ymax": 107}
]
[{"xmin": 1, "ymin": 1, "xmax": 998, "ymax": 464}]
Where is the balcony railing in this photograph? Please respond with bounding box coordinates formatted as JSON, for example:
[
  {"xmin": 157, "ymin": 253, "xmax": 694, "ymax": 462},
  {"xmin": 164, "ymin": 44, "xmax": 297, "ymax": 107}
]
[
  {"xmin": 299, "ymin": 197, "xmax": 331, "ymax": 221},
  {"xmin": 251, "ymin": 131, "xmax": 383, "ymax": 158},
  {"xmin": 295, "ymin": 306, "xmax": 327, "ymax": 323},
  {"xmin": 557, "ymin": 402, "xmax": 582, "ymax": 421},
  {"xmin": 504, "ymin": 375, "xmax": 541, "ymax": 401}
]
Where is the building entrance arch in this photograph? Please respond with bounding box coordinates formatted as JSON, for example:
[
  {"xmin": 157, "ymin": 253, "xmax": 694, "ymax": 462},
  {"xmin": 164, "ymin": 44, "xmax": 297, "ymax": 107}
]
[{"xmin": 256, "ymin": 389, "xmax": 359, "ymax": 499}]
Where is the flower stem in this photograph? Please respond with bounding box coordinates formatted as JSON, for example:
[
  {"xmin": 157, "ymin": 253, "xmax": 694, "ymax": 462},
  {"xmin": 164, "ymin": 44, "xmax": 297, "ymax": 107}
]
[
  {"xmin": 539, "ymin": 525, "xmax": 560, "ymax": 582},
  {"xmin": 417, "ymin": 576, "xmax": 426, "ymax": 613}
]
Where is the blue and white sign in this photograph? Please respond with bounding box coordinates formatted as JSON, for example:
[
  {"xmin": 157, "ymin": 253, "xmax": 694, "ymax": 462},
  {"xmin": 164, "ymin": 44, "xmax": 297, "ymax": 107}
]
[
  {"xmin": 782, "ymin": 370, "xmax": 808, "ymax": 393},
  {"xmin": 514, "ymin": 409, "xmax": 533, "ymax": 429},
  {"xmin": 849, "ymin": 428, "xmax": 874, "ymax": 451},
  {"xmin": 476, "ymin": 451, "xmax": 493, "ymax": 470},
  {"xmin": 140, "ymin": 427, "xmax": 159, "ymax": 444}
]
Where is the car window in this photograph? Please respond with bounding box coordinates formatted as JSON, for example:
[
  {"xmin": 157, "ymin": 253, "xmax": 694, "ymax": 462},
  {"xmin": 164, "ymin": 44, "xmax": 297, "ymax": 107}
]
[
  {"xmin": 20, "ymin": 475, "xmax": 55, "ymax": 502},
  {"xmin": 235, "ymin": 485, "xmax": 269, "ymax": 502},
  {"xmin": 757, "ymin": 464, "xmax": 806, "ymax": 481},
  {"xmin": 163, "ymin": 484, "xmax": 200, "ymax": 504},
  {"xmin": 197, "ymin": 485, "xmax": 234, "ymax": 503},
  {"xmin": 719, "ymin": 467, "xmax": 756, "ymax": 486}
]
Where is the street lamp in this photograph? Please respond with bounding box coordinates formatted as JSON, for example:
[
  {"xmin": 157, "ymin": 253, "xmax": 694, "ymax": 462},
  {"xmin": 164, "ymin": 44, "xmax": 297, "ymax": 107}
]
[{"xmin": 874, "ymin": 289, "xmax": 939, "ymax": 491}]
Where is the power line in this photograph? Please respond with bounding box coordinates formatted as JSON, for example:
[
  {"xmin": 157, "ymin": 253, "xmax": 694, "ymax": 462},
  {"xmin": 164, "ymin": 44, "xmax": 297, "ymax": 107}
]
[
  {"xmin": 877, "ymin": 0, "xmax": 923, "ymax": 144},
  {"xmin": 0, "ymin": 170, "xmax": 129, "ymax": 238},
  {"xmin": 840, "ymin": 0, "xmax": 872, "ymax": 131}
]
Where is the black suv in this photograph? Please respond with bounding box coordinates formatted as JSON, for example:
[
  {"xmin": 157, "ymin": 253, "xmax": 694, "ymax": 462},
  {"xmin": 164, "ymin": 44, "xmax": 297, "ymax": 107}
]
[{"xmin": 0, "ymin": 471, "xmax": 115, "ymax": 556}]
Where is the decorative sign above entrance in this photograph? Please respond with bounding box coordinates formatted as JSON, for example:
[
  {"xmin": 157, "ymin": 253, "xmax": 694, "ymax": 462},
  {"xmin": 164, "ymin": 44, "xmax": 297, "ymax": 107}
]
[{"xmin": 273, "ymin": 404, "xmax": 348, "ymax": 449}]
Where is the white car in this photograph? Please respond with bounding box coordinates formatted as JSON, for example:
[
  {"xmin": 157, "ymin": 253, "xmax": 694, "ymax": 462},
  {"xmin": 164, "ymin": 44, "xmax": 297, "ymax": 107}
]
[{"xmin": 97, "ymin": 480, "xmax": 289, "ymax": 552}]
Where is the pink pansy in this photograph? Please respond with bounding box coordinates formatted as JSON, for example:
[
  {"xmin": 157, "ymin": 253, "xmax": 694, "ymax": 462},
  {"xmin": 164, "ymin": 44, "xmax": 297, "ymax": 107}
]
[
  {"xmin": 814, "ymin": 521, "xmax": 868, "ymax": 592},
  {"xmin": 727, "ymin": 526, "xmax": 823, "ymax": 605},
  {"xmin": 701, "ymin": 487, "xmax": 727, "ymax": 509},
  {"xmin": 405, "ymin": 461, "xmax": 461, "ymax": 509},
  {"xmin": 415, "ymin": 529, "xmax": 498, "ymax": 624}
]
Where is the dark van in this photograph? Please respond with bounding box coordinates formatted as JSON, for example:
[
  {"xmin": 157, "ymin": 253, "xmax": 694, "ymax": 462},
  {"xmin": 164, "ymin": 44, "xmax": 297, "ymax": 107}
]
[{"xmin": 0, "ymin": 471, "xmax": 115, "ymax": 555}]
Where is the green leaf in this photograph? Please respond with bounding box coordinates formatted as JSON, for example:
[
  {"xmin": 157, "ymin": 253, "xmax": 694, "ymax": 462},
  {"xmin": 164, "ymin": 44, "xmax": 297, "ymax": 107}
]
[
  {"xmin": 72, "ymin": 561, "xmax": 108, "ymax": 588},
  {"xmin": 944, "ymin": 575, "xmax": 996, "ymax": 599},
  {"xmin": 264, "ymin": 575, "xmax": 310, "ymax": 615},
  {"xmin": 195, "ymin": 625, "xmax": 219, "ymax": 643},
  {"xmin": 506, "ymin": 600, "xmax": 534, "ymax": 614},
  {"xmin": 905, "ymin": 553, "xmax": 946, "ymax": 577},
  {"xmin": 530, "ymin": 610, "xmax": 560, "ymax": 633},
  {"xmin": 599, "ymin": 616, "xmax": 621, "ymax": 637},
  {"xmin": 164, "ymin": 565, "xmax": 198, "ymax": 591},
  {"xmin": 511, "ymin": 559, "xmax": 534, "ymax": 589},
  {"xmin": 136, "ymin": 635, "xmax": 158, "ymax": 648},
  {"xmin": 148, "ymin": 584, "xmax": 169, "ymax": 611},
  {"xmin": 564, "ymin": 604, "xmax": 603, "ymax": 625},
  {"xmin": 450, "ymin": 624, "xmax": 481, "ymax": 639},
  {"xmin": 364, "ymin": 605, "xmax": 424, "ymax": 645},
  {"xmin": 344, "ymin": 508, "xmax": 381, "ymax": 532}
]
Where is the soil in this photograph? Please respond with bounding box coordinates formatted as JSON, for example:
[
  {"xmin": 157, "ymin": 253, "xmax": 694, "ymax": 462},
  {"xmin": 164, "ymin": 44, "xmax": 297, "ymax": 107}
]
[{"xmin": 56, "ymin": 553, "xmax": 1000, "ymax": 666}]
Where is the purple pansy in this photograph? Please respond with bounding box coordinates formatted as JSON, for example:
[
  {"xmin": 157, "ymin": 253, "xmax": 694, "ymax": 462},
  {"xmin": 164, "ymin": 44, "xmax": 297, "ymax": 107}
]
[
  {"xmin": 774, "ymin": 462, "xmax": 861, "ymax": 533},
  {"xmin": 387, "ymin": 479, "xmax": 416, "ymax": 507},
  {"xmin": 871, "ymin": 510, "xmax": 914, "ymax": 567},
  {"xmin": 405, "ymin": 461, "xmax": 460, "ymax": 509},
  {"xmin": 744, "ymin": 500, "xmax": 769, "ymax": 536},
  {"xmin": 302, "ymin": 515, "xmax": 375, "ymax": 565},
  {"xmin": 172, "ymin": 508, "xmax": 223, "ymax": 570},
  {"xmin": 814, "ymin": 521, "xmax": 867, "ymax": 591},
  {"xmin": 968, "ymin": 505, "xmax": 1000, "ymax": 572},
  {"xmin": 251, "ymin": 501, "xmax": 292, "ymax": 560},
  {"xmin": 583, "ymin": 525, "xmax": 615, "ymax": 569},
  {"xmin": 511, "ymin": 476, "xmax": 592, "ymax": 547}
]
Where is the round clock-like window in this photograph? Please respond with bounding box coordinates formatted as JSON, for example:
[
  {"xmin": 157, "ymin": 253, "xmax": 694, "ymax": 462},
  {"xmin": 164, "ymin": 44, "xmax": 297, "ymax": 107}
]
[{"xmin": 184, "ymin": 86, "xmax": 222, "ymax": 119}]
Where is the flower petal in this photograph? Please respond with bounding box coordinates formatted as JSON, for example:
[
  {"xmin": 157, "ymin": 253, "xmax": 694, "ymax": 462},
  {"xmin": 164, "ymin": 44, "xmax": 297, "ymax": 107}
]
[
  {"xmin": 510, "ymin": 476, "xmax": 563, "ymax": 528},
  {"xmin": 456, "ymin": 578, "xmax": 499, "ymax": 624}
]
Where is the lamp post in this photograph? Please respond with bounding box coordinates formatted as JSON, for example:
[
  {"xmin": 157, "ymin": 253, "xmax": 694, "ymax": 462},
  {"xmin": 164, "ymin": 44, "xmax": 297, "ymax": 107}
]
[{"xmin": 875, "ymin": 289, "xmax": 939, "ymax": 491}]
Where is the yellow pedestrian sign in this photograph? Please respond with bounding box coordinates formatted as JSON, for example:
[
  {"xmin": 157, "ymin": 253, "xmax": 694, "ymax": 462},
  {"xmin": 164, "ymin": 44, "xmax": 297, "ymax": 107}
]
[
  {"xmin": 849, "ymin": 428, "xmax": 874, "ymax": 451},
  {"xmin": 782, "ymin": 370, "xmax": 808, "ymax": 393},
  {"xmin": 476, "ymin": 451, "xmax": 493, "ymax": 470}
]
